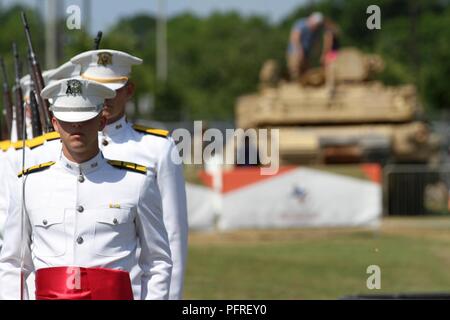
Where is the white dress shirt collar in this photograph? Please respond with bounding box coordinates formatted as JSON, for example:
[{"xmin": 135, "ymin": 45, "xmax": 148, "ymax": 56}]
[
  {"xmin": 59, "ymin": 151, "xmax": 105, "ymax": 175},
  {"xmin": 103, "ymin": 115, "xmax": 128, "ymax": 138}
]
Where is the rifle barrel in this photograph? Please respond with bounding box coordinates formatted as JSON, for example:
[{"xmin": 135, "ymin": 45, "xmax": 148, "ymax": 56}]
[
  {"xmin": 29, "ymin": 89, "xmax": 42, "ymax": 137},
  {"xmin": 13, "ymin": 42, "xmax": 25, "ymax": 140},
  {"xmin": 94, "ymin": 31, "xmax": 103, "ymax": 50},
  {"xmin": 21, "ymin": 11, "xmax": 53, "ymax": 133}
]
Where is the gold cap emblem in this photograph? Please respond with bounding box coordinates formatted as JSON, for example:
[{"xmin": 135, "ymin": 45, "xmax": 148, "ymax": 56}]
[{"xmin": 97, "ymin": 52, "xmax": 113, "ymax": 66}]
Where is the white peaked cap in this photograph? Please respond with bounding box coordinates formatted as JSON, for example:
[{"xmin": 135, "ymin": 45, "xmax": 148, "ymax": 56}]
[
  {"xmin": 20, "ymin": 70, "xmax": 56, "ymax": 102},
  {"xmin": 20, "ymin": 74, "xmax": 33, "ymax": 101},
  {"xmin": 46, "ymin": 61, "xmax": 81, "ymax": 86},
  {"xmin": 70, "ymin": 49, "xmax": 143, "ymax": 90},
  {"xmin": 41, "ymin": 78, "xmax": 116, "ymax": 123},
  {"xmin": 20, "ymin": 70, "xmax": 55, "ymax": 92}
]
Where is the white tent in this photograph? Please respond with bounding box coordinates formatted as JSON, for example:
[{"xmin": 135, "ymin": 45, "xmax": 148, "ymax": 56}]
[{"xmin": 186, "ymin": 165, "xmax": 382, "ymax": 231}]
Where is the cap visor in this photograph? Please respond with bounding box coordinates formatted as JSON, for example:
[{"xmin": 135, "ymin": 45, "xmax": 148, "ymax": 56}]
[
  {"xmin": 53, "ymin": 110, "xmax": 101, "ymax": 123},
  {"xmin": 100, "ymin": 81, "xmax": 127, "ymax": 91}
]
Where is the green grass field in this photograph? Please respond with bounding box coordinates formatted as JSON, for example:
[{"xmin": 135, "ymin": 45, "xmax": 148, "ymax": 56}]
[{"xmin": 184, "ymin": 217, "xmax": 450, "ymax": 299}]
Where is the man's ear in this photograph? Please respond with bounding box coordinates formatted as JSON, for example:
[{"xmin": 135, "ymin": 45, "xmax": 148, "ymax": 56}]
[
  {"xmin": 98, "ymin": 114, "xmax": 107, "ymax": 131},
  {"xmin": 51, "ymin": 117, "xmax": 60, "ymax": 133},
  {"xmin": 126, "ymin": 81, "xmax": 135, "ymax": 99}
]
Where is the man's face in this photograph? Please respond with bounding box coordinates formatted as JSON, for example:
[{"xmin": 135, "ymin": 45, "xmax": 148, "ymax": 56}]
[
  {"xmin": 52, "ymin": 114, "xmax": 106, "ymax": 155},
  {"xmin": 103, "ymin": 82, "xmax": 135, "ymax": 124}
]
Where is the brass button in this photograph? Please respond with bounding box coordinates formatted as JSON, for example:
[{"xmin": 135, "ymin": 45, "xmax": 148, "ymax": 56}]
[
  {"xmin": 102, "ymin": 139, "xmax": 109, "ymax": 146},
  {"xmin": 78, "ymin": 175, "xmax": 85, "ymax": 183},
  {"xmin": 42, "ymin": 219, "xmax": 48, "ymax": 226},
  {"xmin": 76, "ymin": 236, "xmax": 84, "ymax": 244},
  {"xmin": 113, "ymin": 218, "xmax": 118, "ymax": 225},
  {"xmin": 77, "ymin": 206, "xmax": 84, "ymax": 213}
]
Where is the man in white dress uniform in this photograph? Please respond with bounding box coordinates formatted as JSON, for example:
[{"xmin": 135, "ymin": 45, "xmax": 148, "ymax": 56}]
[{"xmin": 0, "ymin": 78, "xmax": 172, "ymax": 300}]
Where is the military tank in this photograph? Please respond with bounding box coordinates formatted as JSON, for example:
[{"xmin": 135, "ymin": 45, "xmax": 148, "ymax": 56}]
[{"xmin": 233, "ymin": 47, "xmax": 440, "ymax": 165}]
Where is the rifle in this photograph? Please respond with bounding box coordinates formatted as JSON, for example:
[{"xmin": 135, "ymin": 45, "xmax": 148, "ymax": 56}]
[
  {"xmin": 25, "ymin": 52, "xmax": 47, "ymax": 134},
  {"xmin": 26, "ymin": 57, "xmax": 43, "ymax": 138},
  {"xmin": 21, "ymin": 11, "xmax": 53, "ymax": 133},
  {"xmin": 13, "ymin": 42, "xmax": 25, "ymax": 140},
  {"xmin": 30, "ymin": 89, "xmax": 42, "ymax": 137},
  {"xmin": 0, "ymin": 57, "xmax": 13, "ymax": 140},
  {"xmin": 0, "ymin": 110, "xmax": 8, "ymax": 140},
  {"xmin": 29, "ymin": 89, "xmax": 42, "ymax": 137},
  {"xmin": 94, "ymin": 31, "xmax": 103, "ymax": 50}
]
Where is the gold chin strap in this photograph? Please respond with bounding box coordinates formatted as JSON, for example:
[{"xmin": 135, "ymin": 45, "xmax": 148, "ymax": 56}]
[{"xmin": 81, "ymin": 73, "xmax": 128, "ymax": 83}]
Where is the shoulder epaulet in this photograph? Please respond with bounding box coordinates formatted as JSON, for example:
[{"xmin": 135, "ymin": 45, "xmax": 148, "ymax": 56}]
[
  {"xmin": 26, "ymin": 135, "xmax": 46, "ymax": 150},
  {"xmin": 18, "ymin": 161, "xmax": 56, "ymax": 178},
  {"xmin": 107, "ymin": 160, "xmax": 147, "ymax": 175},
  {"xmin": 25, "ymin": 132, "xmax": 60, "ymax": 150},
  {"xmin": 132, "ymin": 124, "xmax": 169, "ymax": 139},
  {"xmin": 43, "ymin": 131, "xmax": 60, "ymax": 142},
  {"xmin": 13, "ymin": 140, "xmax": 27, "ymax": 150},
  {"xmin": 0, "ymin": 140, "xmax": 11, "ymax": 152}
]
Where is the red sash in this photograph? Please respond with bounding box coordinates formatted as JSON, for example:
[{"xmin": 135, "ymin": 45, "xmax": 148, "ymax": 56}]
[{"xmin": 35, "ymin": 266, "xmax": 134, "ymax": 300}]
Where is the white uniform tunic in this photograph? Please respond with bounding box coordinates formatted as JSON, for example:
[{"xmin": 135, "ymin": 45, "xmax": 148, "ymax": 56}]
[
  {"xmin": 0, "ymin": 144, "xmax": 17, "ymax": 249},
  {"xmin": 0, "ymin": 152, "xmax": 172, "ymax": 300},
  {"xmin": 0, "ymin": 135, "xmax": 62, "ymax": 250},
  {"xmin": 0, "ymin": 151, "xmax": 38, "ymax": 299},
  {"xmin": 100, "ymin": 116, "xmax": 188, "ymax": 300},
  {"xmin": 0, "ymin": 156, "xmax": 14, "ymax": 249}
]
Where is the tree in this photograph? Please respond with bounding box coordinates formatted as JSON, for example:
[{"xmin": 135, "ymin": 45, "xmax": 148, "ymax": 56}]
[{"xmin": 1, "ymin": 1, "xmax": 449, "ymax": 124}]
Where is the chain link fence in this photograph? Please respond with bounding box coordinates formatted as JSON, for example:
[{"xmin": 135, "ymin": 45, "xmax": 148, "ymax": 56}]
[{"xmin": 384, "ymin": 164, "xmax": 450, "ymax": 216}]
